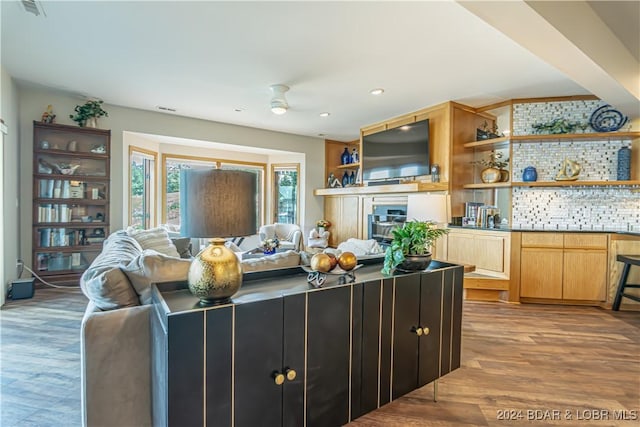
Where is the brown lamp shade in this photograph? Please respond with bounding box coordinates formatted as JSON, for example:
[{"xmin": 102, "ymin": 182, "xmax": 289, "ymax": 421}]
[{"xmin": 180, "ymin": 169, "xmax": 257, "ymax": 238}]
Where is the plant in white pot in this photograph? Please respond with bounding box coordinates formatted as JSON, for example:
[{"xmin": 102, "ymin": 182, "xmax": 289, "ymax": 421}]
[
  {"xmin": 381, "ymin": 220, "xmax": 448, "ymax": 275},
  {"xmin": 70, "ymin": 100, "xmax": 108, "ymax": 127}
]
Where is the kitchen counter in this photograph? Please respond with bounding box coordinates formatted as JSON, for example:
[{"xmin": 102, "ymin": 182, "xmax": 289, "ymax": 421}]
[{"xmin": 447, "ymin": 224, "xmax": 640, "ymax": 236}]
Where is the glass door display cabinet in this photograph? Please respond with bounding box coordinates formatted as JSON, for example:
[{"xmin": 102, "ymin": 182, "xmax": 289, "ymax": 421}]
[{"xmin": 32, "ymin": 121, "xmax": 110, "ymax": 285}]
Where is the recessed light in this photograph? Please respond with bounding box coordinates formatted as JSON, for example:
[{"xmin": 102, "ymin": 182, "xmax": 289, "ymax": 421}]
[
  {"xmin": 370, "ymin": 88, "xmax": 384, "ymax": 96},
  {"xmin": 234, "ymin": 108, "xmax": 243, "ymax": 112},
  {"xmin": 319, "ymin": 112, "xmax": 330, "ymax": 117}
]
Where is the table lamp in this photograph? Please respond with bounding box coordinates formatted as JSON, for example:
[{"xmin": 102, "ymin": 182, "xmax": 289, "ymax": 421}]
[{"xmin": 180, "ymin": 169, "xmax": 257, "ymax": 305}]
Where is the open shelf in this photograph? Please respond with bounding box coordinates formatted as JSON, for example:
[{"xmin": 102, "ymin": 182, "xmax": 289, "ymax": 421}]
[
  {"xmin": 335, "ymin": 162, "xmax": 360, "ymax": 169},
  {"xmin": 511, "ymin": 131, "xmax": 639, "ymax": 142},
  {"xmin": 462, "ymin": 136, "xmax": 510, "ymax": 149},
  {"xmin": 512, "ymin": 180, "xmax": 640, "ymax": 188},
  {"xmin": 314, "ymin": 181, "xmax": 449, "ymax": 196},
  {"xmin": 462, "ymin": 182, "xmax": 511, "ymax": 189}
]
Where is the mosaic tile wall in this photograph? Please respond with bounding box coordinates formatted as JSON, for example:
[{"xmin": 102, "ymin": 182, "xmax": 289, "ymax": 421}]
[
  {"xmin": 512, "ymin": 100, "xmax": 605, "ymax": 135},
  {"xmin": 511, "ymin": 187, "xmax": 640, "ymax": 231},
  {"xmin": 511, "ymin": 140, "xmax": 631, "ymax": 182},
  {"xmin": 509, "ymin": 99, "xmax": 637, "ymax": 230}
]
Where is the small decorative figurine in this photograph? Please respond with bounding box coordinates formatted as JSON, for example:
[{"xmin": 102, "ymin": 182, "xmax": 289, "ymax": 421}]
[
  {"xmin": 327, "ymin": 172, "xmax": 342, "ymax": 188},
  {"xmin": 350, "ymin": 148, "xmax": 359, "ymax": 164},
  {"xmin": 41, "ymin": 105, "xmax": 56, "ymax": 123},
  {"xmin": 555, "ymin": 158, "xmax": 581, "ymax": 181}
]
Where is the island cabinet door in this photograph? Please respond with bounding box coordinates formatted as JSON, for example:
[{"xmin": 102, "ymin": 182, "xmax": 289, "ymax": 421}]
[
  {"xmin": 234, "ymin": 294, "xmax": 305, "ymax": 427},
  {"xmin": 423, "ymin": 266, "xmax": 464, "ymax": 382},
  {"xmin": 418, "ymin": 270, "xmax": 444, "ymax": 387},
  {"xmin": 350, "ymin": 279, "xmax": 389, "ymax": 420},
  {"xmin": 391, "ymin": 274, "xmax": 421, "ymax": 400},
  {"xmin": 306, "ymin": 285, "xmax": 352, "ymax": 427}
]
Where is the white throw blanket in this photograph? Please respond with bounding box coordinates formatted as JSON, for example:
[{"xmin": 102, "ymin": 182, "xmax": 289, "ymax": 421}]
[{"xmin": 335, "ymin": 238, "xmax": 384, "ymax": 256}]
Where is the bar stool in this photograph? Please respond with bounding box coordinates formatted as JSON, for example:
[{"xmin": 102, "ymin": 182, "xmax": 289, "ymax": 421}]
[{"xmin": 613, "ymin": 255, "xmax": 640, "ymax": 311}]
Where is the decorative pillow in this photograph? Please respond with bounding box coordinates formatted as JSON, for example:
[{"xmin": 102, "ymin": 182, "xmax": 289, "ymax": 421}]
[
  {"xmin": 126, "ymin": 226, "xmax": 180, "ymax": 258},
  {"xmin": 80, "ymin": 232, "xmax": 142, "ymax": 310},
  {"xmin": 122, "ymin": 249, "xmax": 192, "ymax": 305},
  {"xmin": 171, "ymin": 237, "xmax": 193, "ymax": 258}
]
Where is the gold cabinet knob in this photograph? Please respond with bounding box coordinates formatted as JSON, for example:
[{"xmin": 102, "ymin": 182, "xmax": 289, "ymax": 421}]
[
  {"xmin": 411, "ymin": 326, "xmax": 423, "ymax": 336},
  {"xmin": 272, "ymin": 371, "xmax": 285, "ymax": 386},
  {"xmin": 285, "ymin": 368, "xmax": 297, "ymax": 381},
  {"xmin": 422, "ymin": 327, "xmax": 430, "ymax": 336}
]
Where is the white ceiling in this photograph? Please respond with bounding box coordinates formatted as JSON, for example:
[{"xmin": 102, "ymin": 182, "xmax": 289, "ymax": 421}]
[{"xmin": 1, "ymin": 1, "xmax": 638, "ymax": 141}]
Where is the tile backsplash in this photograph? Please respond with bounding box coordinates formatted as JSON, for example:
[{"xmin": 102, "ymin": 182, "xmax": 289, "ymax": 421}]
[
  {"xmin": 512, "ymin": 100, "xmax": 605, "ymax": 135},
  {"xmin": 509, "ymin": 99, "xmax": 638, "ymax": 231},
  {"xmin": 511, "ymin": 187, "xmax": 640, "ymax": 231},
  {"xmin": 511, "ymin": 140, "xmax": 631, "ymax": 182}
]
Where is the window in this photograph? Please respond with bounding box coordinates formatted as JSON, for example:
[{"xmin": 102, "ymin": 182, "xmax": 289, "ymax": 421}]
[
  {"xmin": 129, "ymin": 147, "xmax": 157, "ymax": 229},
  {"xmin": 162, "ymin": 155, "xmax": 266, "ymax": 232},
  {"xmin": 272, "ymin": 164, "xmax": 299, "ymax": 224}
]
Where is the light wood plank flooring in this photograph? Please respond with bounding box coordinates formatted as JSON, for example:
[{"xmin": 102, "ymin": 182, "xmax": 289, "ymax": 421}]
[{"xmin": 1, "ymin": 288, "xmax": 638, "ymax": 426}]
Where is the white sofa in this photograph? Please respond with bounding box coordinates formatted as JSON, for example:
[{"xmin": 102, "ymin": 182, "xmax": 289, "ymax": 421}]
[{"xmin": 258, "ymin": 223, "xmax": 303, "ymax": 252}]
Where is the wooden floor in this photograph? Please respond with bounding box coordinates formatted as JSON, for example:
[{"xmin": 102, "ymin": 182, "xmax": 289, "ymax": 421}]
[{"xmin": 1, "ymin": 289, "xmax": 638, "ymax": 427}]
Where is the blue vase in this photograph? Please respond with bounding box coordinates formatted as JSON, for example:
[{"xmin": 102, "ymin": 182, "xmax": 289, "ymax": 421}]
[
  {"xmin": 342, "ymin": 171, "xmax": 349, "ymax": 187},
  {"xmin": 617, "ymin": 147, "xmax": 631, "ymax": 180},
  {"xmin": 522, "ymin": 166, "xmax": 538, "ymax": 182},
  {"xmin": 341, "ymin": 147, "xmax": 351, "ymax": 165},
  {"xmin": 263, "ymin": 248, "xmax": 276, "ymax": 255}
]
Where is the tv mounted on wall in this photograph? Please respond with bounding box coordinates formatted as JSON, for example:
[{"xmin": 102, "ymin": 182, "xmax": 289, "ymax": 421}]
[{"xmin": 362, "ymin": 118, "xmax": 430, "ymax": 182}]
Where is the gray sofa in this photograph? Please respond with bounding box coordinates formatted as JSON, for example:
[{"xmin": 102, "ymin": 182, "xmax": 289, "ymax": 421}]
[
  {"xmin": 79, "ymin": 228, "xmax": 302, "ymax": 426},
  {"xmin": 80, "ymin": 229, "xmax": 192, "ymax": 427}
]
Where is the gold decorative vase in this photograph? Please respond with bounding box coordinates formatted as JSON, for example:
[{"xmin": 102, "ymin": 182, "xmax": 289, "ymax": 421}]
[
  {"xmin": 188, "ymin": 238, "xmax": 242, "ymax": 305},
  {"xmin": 480, "ymin": 167, "xmax": 501, "ymax": 183}
]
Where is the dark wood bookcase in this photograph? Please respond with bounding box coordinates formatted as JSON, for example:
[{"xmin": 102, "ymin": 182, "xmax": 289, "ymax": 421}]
[{"xmin": 32, "ymin": 121, "xmax": 111, "ymax": 285}]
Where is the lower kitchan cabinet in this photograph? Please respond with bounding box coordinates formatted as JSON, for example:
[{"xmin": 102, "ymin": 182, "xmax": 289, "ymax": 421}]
[{"xmin": 151, "ymin": 263, "xmax": 463, "ymax": 427}]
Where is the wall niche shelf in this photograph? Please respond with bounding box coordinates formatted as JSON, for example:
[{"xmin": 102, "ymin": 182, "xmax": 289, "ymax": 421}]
[{"xmin": 336, "ymin": 162, "xmax": 360, "ymax": 170}]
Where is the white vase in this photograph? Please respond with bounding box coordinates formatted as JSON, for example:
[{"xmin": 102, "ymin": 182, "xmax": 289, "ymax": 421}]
[
  {"xmin": 318, "ymin": 227, "xmax": 325, "ymax": 234},
  {"xmin": 84, "ymin": 117, "xmax": 97, "ymax": 128}
]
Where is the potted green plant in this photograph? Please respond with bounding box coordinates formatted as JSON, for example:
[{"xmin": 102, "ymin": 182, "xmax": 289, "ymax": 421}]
[
  {"xmin": 70, "ymin": 100, "xmax": 108, "ymax": 127},
  {"xmin": 382, "ymin": 220, "xmax": 449, "ymax": 275}
]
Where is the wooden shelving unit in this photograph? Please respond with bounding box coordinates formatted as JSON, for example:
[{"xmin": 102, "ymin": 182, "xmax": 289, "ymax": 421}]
[
  {"xmin": 462, "ymin": 136, "xmax": 510, "ymax": 149},
  {"xmin": 32, "ymin": 121, "xmax": 111, "ymax": 285}
]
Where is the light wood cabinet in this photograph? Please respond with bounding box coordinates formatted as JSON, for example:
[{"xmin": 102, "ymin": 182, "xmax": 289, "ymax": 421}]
[
  {"xmin": 520, "ymin": 233, "xmax": 608, "ymax": 302},
  {"xmin": 324, "ymin": 195, "xmax": 362, "ymax": 247},
  {"xmin": 445, "ymin": 228, "xmax": 510, "ymax": 278},
  {"xmin": 520, "ymin": 247, "xmax": 563, "ymax": 299}
]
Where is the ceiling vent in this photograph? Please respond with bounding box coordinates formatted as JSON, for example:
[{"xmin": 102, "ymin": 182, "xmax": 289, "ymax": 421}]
[{"xmin": 21, "ymin": 0, "xmax": 45, "ymax": 17}]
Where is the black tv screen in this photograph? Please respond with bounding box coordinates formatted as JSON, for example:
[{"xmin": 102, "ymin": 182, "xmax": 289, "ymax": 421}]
[{"xmin": 362, "ymin": 119, "xmax": 430, "ymax": 181}]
